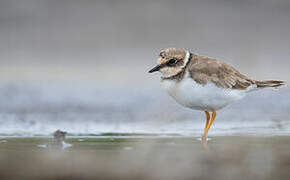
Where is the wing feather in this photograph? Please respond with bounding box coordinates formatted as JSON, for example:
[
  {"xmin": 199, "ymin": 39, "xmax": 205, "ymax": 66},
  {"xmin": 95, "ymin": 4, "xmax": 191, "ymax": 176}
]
[{"xmin": 188, "ymin": 54, "xmax": 255, "ymax": 90}]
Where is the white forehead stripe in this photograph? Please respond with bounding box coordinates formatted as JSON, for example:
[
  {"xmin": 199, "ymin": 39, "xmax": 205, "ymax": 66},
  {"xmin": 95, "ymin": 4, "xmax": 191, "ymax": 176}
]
[{"xmin": 184, "ymin": 50, "xmax": 190, "ymax": 65}]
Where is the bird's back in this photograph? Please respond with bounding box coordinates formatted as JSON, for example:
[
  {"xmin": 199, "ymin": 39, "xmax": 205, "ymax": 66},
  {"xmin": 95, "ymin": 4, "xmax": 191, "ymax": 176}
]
[{"xmin": 187, "ymin": 53, "xmax": 285, "ymax": 90}]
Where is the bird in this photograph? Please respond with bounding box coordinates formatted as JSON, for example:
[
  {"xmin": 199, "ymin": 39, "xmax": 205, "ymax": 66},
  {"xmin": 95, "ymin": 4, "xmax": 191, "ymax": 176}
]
[{"xmin": 148, "ymin": 48, "xmax": 285, "ymax": 141}]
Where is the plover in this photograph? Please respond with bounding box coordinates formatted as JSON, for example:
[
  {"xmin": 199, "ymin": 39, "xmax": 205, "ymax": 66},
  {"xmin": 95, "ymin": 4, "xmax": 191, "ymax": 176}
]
[{"xmin": 149, "ymin": 48, "xmax": 285, "ymax": 141}]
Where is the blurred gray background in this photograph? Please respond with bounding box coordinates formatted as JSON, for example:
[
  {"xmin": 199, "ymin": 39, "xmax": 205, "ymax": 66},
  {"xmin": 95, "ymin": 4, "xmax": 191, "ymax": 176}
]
[{"xmin": 0, "ymin": 0, "xmax": 289, "ymax": 136}]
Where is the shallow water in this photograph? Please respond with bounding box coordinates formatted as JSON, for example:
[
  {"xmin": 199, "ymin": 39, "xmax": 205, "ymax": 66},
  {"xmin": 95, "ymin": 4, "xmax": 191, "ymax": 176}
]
[{"xmin": 0, "ymin": 136, "xmax": 290, "ymax": 180}]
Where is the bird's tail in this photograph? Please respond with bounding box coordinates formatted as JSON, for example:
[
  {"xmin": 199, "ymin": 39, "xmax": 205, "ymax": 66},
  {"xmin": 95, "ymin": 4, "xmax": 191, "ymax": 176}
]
[{"xmin": 255, "ymin": 80, "xmax": 286, "ymax": 88}]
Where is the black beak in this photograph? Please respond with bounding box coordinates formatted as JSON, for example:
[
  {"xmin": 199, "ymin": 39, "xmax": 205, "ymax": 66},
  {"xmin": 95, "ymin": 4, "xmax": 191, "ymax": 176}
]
[{"xmin": 148, "ymin": 65, "xmax": 161, "ymax": 73}]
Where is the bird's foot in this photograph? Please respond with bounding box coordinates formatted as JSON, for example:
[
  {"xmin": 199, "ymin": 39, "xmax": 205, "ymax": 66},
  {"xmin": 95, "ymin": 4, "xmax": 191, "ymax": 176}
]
[{"xmin": 197, "ymin": 136, "xmax": 211, "ymax": 142}]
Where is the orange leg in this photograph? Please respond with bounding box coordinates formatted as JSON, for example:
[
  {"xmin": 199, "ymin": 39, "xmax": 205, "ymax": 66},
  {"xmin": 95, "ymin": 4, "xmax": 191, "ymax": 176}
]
[
  {"xmin": 205, "ymin": 111, "xmax": 210, "ymax": 131},
  {"xmin": 202, "ymin": 109, "xmax": 216, "ymax": 141}
]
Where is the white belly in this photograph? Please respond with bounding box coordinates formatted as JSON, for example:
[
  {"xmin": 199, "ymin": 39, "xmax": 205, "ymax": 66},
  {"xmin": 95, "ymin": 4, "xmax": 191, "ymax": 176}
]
[{"xmin": 161, "ymin": 76, "xmax": 246, "ymax": 111}]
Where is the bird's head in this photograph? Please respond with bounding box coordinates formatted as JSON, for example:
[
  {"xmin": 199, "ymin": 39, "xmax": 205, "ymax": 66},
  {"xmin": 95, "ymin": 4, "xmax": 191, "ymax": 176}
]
[{"xmin": 148, "ymin": 48, "xmax": 190, "ymax": 78}]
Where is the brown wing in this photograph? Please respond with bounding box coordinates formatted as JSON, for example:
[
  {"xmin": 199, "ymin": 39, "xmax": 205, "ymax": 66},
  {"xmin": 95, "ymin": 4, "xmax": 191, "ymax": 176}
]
[{"xmin": 187, "ymin": 54, "xmax": 255, "ymax": 90}]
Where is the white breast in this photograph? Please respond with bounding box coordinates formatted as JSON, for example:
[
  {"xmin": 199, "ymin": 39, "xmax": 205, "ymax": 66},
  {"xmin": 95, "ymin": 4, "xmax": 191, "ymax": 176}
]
[{"xmin": 161, "ymin": 73, "xmax": 246, "ymax": 111}]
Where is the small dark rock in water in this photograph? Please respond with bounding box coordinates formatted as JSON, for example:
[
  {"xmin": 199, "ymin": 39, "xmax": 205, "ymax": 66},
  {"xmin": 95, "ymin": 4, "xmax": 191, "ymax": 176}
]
[
  {"xmin": 47, "ymin": 130, "xmax": 71, "ymax": 150},
  {"xmin": 53, "ymin": 130, "xmax": 67, "ymax": 143}
]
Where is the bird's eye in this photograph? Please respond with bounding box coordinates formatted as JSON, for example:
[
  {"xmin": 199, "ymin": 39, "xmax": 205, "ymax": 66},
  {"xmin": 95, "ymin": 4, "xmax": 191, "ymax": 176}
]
[{"xmin": 168, "ymin": 59, "xmax": 177, "ymax": 66}]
